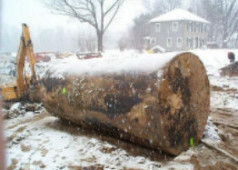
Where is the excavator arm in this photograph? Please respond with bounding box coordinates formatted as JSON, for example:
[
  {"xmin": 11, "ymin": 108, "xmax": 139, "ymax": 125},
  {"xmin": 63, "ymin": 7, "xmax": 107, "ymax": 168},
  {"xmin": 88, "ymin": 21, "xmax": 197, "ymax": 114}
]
[
  {"xmin": 16, "ymin": 24, "xmax": 37, "ymax": 98},
  {"xmin": 0, "ymin": 24, "xmax": 37, "ymax": 101}
]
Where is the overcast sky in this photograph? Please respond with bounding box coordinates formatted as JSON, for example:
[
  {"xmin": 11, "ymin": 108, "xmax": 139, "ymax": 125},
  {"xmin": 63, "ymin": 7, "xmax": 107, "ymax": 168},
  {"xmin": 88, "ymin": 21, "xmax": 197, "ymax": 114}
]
[{"xmin": 1, "ymin": 0, "xmax": 147, "ymax": 52}]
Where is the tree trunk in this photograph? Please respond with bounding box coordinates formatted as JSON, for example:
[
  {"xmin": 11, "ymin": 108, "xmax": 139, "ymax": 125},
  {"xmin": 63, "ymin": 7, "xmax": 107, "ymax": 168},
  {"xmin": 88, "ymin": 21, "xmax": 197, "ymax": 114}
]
[
  {"xmin": 39, "ymin": 52, "xmax": 210, "ymax": 155},
  {"xmin": 97, "ymin": 31, "xmax": 103, "ymax": 52}
]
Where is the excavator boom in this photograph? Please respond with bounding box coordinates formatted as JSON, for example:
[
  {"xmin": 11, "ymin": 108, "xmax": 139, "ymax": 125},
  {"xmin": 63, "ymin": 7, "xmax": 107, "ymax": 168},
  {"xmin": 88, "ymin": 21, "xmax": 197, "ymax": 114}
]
[{"xmin": 0, "ymin": 24, "xmax": 37, "ymax": 101}]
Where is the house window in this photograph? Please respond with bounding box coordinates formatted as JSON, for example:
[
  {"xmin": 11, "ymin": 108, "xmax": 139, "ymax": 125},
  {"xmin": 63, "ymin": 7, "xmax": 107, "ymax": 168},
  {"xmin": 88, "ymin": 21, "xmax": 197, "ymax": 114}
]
[
  {"xmin": 187, "ymin": 38, "xmax": 192, "ymax": 48},
  {"xmin": 187, "ymin": 22, "xmax": 192, "ymax": 32},
  {"xmin": 194, "ymin": 37, "xmax": 199, "ymax": 48},
  {"xmin": 155, "ymin": 23, "xmax": 161, "ymax": 32},
  {"xmin": 144, "ymin": 38, "xmax": 150, "ymax": 46},
  {"xmin": 177, "ymin": 37, "xmax": 182, "ymax": 48},
  {"xmin": 167, "ymin": 37, "xmax": 172, "ymax": 47},
  {"xmin": 196, "ymin": 23, "xmax": 200, "ymax": 32},
  {"xmin": 193, "ymin": 23, "xmax": 196, "ymax": 32},
  {"xmin": 172, "ymin": 22, "xmax": 178, "ymax": 31},
  {"xmin": 200, "ymin": 38, "xmax": 206, "ymax": 46},
  {"xmin": 150, "ymin": 38, "xmax": 156, "ymax": 45}
]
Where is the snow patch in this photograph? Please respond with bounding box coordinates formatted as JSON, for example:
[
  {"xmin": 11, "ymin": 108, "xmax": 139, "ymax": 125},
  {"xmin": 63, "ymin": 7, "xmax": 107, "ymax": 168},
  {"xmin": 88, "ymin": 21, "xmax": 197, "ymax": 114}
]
[
  {"xmin": 211, "ymin": 91, "xmax": 238, "ymax": 110},
  {"xmin": 203, "ymin": 116, "xmax": 220, "ymax": 141},
  {"xmin": 25, "ymin": 112, "xmax": 35, "ymax": 118},
  {"xmin": 46, "ymin": 50, "xmax": 179, "ymax": 78},
  {"xmin": 150, "ymin": 9, "xmax": 209, "ymax": 23},
  {"xmin": 10, "ymin": 103, "xmax": 22, "ymax": 112}
]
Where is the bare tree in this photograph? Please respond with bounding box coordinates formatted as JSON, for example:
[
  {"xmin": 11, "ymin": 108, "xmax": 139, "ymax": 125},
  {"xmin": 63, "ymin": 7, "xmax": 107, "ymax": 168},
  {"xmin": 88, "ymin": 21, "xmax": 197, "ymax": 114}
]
[
  {"xmin": 166, "ymin": 0, "xmax": 181, "ymax": 11},
  {"xmin": 188, "ymin": 0, "xmax": 202, "ymax": 14},
  {"xmin": 130, "ymin": 14, "xmax": 152, "ymax": 51},
  {"xmin": 46, "ymin": 0, "xmax": 124, "ymax": 52},
  {"xmin": 220, "ymin": 0, "xmax": 238, "ymax": 47},
  {"xmin": 151, "ymin": 0, "xmax": 181, "ymax": 17},
  {"xmin": 78, "ymin": 32, "xmax": 96, "ymax": 53},
  {"xmin": 200, "ymin": 0, "xmax": 238, "ymax": 47},
  {"xmin": 234, "ymin": 22, "xmax": 238, "ymax": 48}
]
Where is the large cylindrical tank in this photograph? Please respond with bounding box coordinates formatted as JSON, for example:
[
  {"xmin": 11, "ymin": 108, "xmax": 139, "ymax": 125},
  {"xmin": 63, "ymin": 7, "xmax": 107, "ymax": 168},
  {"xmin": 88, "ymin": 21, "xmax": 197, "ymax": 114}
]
[{"xmin": 39, "ymin": 52, "xmax": 210, "ymax": 155}]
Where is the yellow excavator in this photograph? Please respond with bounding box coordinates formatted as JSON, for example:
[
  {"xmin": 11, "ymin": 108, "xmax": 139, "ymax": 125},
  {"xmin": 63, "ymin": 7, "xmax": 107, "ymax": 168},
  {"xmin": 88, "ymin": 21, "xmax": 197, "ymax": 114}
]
[{"xmin": 0, "ymin": 24, "xmax": 37, "ymax": 101}]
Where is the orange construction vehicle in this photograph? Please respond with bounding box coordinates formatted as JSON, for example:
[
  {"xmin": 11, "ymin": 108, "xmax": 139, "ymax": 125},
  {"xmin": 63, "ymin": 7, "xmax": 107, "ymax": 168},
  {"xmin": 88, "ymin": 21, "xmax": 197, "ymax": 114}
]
[{"xmin": 0, "ymin": 24, "xmax": 37, "ymax": 101}]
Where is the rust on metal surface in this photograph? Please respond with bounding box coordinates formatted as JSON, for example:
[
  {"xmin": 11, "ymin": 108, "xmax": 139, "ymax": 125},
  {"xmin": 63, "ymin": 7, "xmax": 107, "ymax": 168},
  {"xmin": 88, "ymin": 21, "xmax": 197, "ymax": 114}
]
[{"xmin": 39, "ymin": 52, "xmax": 210, "ymax": 155}]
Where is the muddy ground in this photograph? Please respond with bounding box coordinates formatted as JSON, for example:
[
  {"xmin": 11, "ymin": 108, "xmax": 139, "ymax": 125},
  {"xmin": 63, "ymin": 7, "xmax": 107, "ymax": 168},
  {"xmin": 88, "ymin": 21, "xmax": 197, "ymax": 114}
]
[
  {"xmin": 2, "ymin": 49, "xmax": 238, "ymax": 169},
  {"xmin": 2, "ymin": 100, "xmax": 238, "ymax": 170}
]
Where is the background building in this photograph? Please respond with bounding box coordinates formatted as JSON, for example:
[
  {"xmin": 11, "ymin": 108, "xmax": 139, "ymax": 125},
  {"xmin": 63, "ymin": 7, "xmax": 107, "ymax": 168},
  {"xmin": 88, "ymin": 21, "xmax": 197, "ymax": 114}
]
[{"xmin": 144, "ymin": 9, "xmax": 210, "ymax": 52}]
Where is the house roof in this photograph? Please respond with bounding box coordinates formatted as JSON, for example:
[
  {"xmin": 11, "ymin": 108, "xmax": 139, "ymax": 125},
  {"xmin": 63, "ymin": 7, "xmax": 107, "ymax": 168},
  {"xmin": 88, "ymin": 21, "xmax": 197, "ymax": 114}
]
[{"xmin": 150, "ymin": 9, "xmax": 210, "ymax": 24}]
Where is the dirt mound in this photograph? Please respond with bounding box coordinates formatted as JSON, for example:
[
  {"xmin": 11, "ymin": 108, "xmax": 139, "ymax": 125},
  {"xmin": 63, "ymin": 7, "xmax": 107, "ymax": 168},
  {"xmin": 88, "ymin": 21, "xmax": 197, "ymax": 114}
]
[
  {"xmin": 2, "ymin": 102, "xmax": 45, "ymax": 119},
  {"xmin": 221, "ymin": 61, "xmax": 238, "ymax": 77}
]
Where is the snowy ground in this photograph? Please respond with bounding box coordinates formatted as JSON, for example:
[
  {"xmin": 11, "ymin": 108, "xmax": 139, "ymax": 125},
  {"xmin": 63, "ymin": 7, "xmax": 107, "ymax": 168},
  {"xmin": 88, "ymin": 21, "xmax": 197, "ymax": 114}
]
[
  {"xmin": 2, "ymin": 49, "xmax": 238, "ymax": 169},
  {"xmin": 0, "ymin": 54, "xmax": 16, "ymax": 86}
]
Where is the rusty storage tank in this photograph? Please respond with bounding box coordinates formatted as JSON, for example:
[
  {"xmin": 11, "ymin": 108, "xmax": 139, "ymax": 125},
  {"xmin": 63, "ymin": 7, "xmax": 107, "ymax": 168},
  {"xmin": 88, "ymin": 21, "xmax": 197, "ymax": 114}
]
[{"xmin": 39, "ymin": 52, "xmax": 210, "ymax": 155}]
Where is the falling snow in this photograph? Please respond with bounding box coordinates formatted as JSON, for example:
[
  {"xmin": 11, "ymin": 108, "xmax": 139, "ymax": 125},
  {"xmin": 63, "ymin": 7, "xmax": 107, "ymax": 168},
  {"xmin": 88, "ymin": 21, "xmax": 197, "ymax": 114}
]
[{"xmin": 2, "ymin": 49, "xmax": 238, "ymax": 169}]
